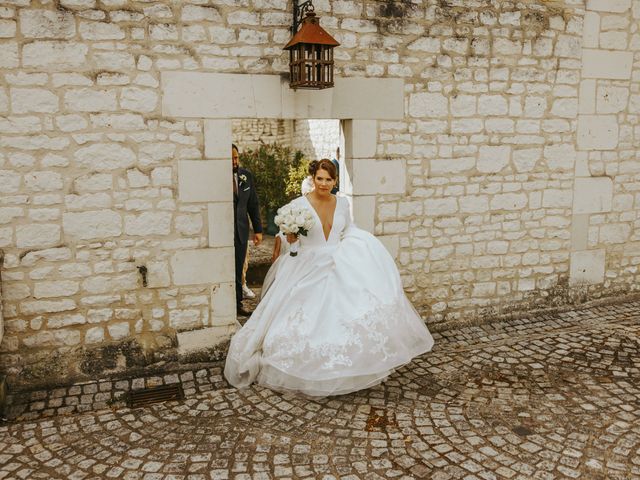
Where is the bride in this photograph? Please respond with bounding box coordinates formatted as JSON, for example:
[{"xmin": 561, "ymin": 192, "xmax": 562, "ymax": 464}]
[{"xmin": 224, "ymin": 159, "xmax": 434, "ymax": 396}]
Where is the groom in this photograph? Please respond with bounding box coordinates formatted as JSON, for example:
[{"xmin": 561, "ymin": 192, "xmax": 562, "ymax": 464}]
[{"xmin": 232, "ymin": 144, "xmax": 263, "ymax": 317}]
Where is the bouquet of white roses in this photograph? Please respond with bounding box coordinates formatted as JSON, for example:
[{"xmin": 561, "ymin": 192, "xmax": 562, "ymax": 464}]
[{"xmin": 274, "ymin": 204, "xmax": 315, "ymax": 257}]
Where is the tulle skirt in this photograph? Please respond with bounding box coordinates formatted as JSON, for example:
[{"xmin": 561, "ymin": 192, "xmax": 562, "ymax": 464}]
[{"xmin": 224, "ymin": 227, "xmax": 434, "ymax": 397}]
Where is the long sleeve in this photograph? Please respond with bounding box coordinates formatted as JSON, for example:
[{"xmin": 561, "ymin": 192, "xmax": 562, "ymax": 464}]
[{"xmin": 247, "ymin": 172, "xmax": 263, "ymax": 234}]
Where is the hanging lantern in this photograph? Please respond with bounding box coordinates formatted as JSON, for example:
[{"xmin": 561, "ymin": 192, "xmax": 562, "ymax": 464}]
[{"xmin": 284, "ymin": 2, "xmax": 340, "ymax": 90}]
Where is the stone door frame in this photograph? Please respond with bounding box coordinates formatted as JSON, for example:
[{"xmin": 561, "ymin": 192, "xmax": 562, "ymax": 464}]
[{"xmin": 160, "ymin": 72, "xmax": 406, "ymax": 354}]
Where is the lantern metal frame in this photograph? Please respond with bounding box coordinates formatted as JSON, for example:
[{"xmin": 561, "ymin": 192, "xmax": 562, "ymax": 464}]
[{"xmin": 284, "ymin": 0, "xmax": 340, "ymax": 90}]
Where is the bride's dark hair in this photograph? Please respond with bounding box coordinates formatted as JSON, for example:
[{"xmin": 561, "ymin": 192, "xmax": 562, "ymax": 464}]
[{"xmin": 309, "ymin": 158, "xmax": 337, "ymax": 180}]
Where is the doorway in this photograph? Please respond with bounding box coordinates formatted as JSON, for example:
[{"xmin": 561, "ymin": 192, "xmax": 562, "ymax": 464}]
[{"xmin": 233, "ymin": 118, "xmax": 344, "ymax": 316}]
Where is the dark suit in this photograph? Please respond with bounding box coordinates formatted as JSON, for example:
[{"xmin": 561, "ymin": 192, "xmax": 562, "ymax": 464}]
[{"xmin": 234, "ymin": 167, "xmax": 262, "ymax": 308}]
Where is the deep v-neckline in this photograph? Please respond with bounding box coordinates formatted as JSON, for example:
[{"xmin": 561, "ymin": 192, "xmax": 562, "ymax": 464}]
[{"xmin": 305, "ymin": 195, "xmax": 337, "ymax": 242}]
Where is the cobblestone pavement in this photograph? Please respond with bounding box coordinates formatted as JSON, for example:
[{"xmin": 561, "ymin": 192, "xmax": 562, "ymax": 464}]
[{"xmin": 1, "ymin": 299, "xmax": 640, "ymax": 480}]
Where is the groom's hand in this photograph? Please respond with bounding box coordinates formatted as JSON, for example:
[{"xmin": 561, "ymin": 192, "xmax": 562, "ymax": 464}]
[{"xmin": 254, "ymin": 233, "xmax": 263, "ymax": 246}]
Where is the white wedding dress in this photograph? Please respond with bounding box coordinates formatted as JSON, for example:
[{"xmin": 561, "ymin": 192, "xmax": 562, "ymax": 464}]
[{"xmin": 224, "ymin": 195, "xmax": 434, "ymax": 397}]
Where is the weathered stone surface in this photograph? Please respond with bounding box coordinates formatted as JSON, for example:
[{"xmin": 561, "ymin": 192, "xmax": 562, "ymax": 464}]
[
  {"xmin": 20, "ymin": 10, "xmax": 76, "ymax": 39},
  {"xmin": 120, "ymin": 87, "xmax": 159, "ymax": 113},
  {"xmin": 79, "ymin": 21, "xmax": 125, "ymax": 40},
  {"xmin": 125, "ymin": 212, "xmax": 172, "ymax": 236},
  {"xmin": 409, "ymin": 92, "xmax": 448, "ymax": 118},
  {"xmin": 11, "ymin": 88, "xmax": 58, "ymax": 113},
  {"xmin": 22, "ymin": 41, "xmax": 88, "ymax": 67},
  {"xmin": 16, "ymin": 224, "xmax": 61, "ymax": 249},
  {"xmin": 64, "ymin": 89, "xmax": 117, "ymax": 112},
  {"xmin": 74, "ymin": 143, "xmax": 136, "ymax": 171},
  {"xmin": 63, "ymin": 210, "xmax": 122, "ymax": 239},
  {"xmin": 577, "ymin": 115, "xmax": 619, "ymax": 150},
  {"xmin": 477, "ymin": 146, "xmax": 510, "ymax": 173}
]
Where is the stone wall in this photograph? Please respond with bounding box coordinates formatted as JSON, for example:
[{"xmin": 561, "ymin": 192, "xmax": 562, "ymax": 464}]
[
  {"xmin": 0, "ymin": 0, "xmax": 638, "ymax": 388},
  {"xmin": 233, "ymin": 118, "xmax": 340, "ymax": 161}
]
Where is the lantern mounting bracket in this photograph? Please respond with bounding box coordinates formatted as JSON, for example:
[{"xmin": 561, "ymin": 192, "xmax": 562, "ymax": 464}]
[{"xmin": 292, "ymin": 0, "xmax": 314, "ymax": 35}]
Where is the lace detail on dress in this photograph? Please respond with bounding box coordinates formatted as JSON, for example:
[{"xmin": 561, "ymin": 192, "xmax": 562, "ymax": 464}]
[{"xmin": 263, "ymin": 299, "xmax": 404, "ymax": 372}]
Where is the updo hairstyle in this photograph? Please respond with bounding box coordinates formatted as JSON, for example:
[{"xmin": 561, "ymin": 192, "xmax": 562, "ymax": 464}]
[{"xmin": 308, "ymin": 158, "xmax": 337, "ymax": 180}]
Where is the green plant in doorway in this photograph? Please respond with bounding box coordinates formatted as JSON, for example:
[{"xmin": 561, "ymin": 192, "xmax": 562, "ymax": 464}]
[{"xmin": 239, "ymin": 143, "xmax": 308, "ymax": 235}]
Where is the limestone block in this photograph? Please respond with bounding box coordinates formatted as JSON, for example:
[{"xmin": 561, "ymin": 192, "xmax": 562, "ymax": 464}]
[
  {"xmin": 63, "ymin": 210, "xmax": 122, "ymax": 240},
  {"xmin": 544, "ymin": 144, "xmax": 576, "ymax": 171},
  {"xmin": 451, "ymin": 95, "xmax": 476, "ymax": 117},
  {"xmin": 171, "ymin": 247, "xmax": 235, "ymax": 286},
  {"xmin": 524, "ymin": 96, "xmax": 547, "ymax": 118},
  {"xmin": 513, "ymin": 148, "xmax": 542, "ymax": 173},
  {"xmin": 125, "ymin": 212, "xmax": 172, "ymax": 236},
  {"xmin": 596, "ymin": 86, "xmax": 629, "ymax": 114},
  {"xmin": 407, "ymin": 37, "xmax": 440, "ymax": 52},
  {"xmin": 22, "ymin": 330, "xmax": 81, "ymax": 347},
  {"xmin": 90, "ymin": 113, "xmax": 146, "ymax": 130},
  {"xmin": 146, "ymin": 261, "xmax": 171, "ymax": 288},
  {"xmin": 425, "ymin": 198, "xmax": 458, "ymax": 216},
  {"xmin": 151, "ymin": 167, "xmax": 173, "ymax": 187},
  {"xmin": 600, "ymin": 224, "xmax": 631, "ymax": 244},
  {"xmin": 108, "ymin": 322, "xmax": 130, "ymax": 340},
  {"xmin": 83, "ymin": 274, "xmax": 138, "ymax": 294},
  {"xmin": 79, "ymin": 21, "xmax": 125, "ymax": 40},
  {"xmin": 570, "ymin": 249, "xmax": 605, "ymax": 286},
  {"xmin": 11, "ymin": 88, "xmax": 59, "ymax": 114},
  {"xmin": 21, "ymin": 299, "xmax": 76, "ymax": 315},
  {"xmin": 586, "ymin": 0, "xmax": 630, "ymax": 12},
  {"xmin": 211, "ymin": 282, "xmax": 236, "ymax": 326},
  {"xmin": 11, "ymin": 88, "xmax": 58, "ymax": 114},
  {"xmin": 430, "ymin": 157, "xmax": 475, "ymax": 174},
  {"xmin": 23, "ymin": 171, "xmax": 63, "ymax": 192},
  {"xmin": 583, "ymin": 12, "xmax": 600, "ymax": 48},
  {"xmin": 352, "ymin": 159, "xmax": 405, "ymax": 195},
  {"xmin": 328, "ymin": 77, "xmax": 407, "ymax": 119},
  {"xmin": 179, "ymin": 160, "xmax": 232, "ymax": 203},
  {"xmin": 204, "ymin": 120, "xmax": 232, "ymax": 159},
  {"xmin": 343, "ymin": 120, "xmax": 377, "ymax": 159},
  {"xmin": 175, "ymin": 214, "xmax": 203, "ymax": 235},
  {"xmin": 378, "ymin": 235, "xmax": 400, "ymax": 259},
  {"xmin": 182, "ymin": 4, "xmax": 222, "ymax": 22},
  {"xmin": 47, "ymin": 313, "xmax": 85, "ymax": 328},
  {"xmin": 208, "ymin": 203, "xmax": 234, "ymax": 247},
  {"xmin": 120, "ymin": 87, "xmax": 159, "ymax": 113},
  {"xmin": 577, "ymin": 115, "xmax": 619, "ymax": 150},
  {"xmin": 582, "ymin": 49, "xmax": 633, "ymax": 79},
  {"xmin": 542, "ymin": 189, "xmax": 573, "ymax": 208},
  {"xmin": 409, "ymin": 92, "xmax": 448, "ymax": 118},
  {"xmin": 16, "ymin": 224, "xmax": 61, "ymax": 249},
  {"xmin": 600, "ymin": 31, "xmax": 628, "ymax": 50},
  {"xmin": 23, "ymin": 41, "xmax": 88, "ymax": 67},
  {"xmin": 0, "ymin": 170, "xmax": 21, "ymax": 194},
  {"xmin": 74, "ymin": 143, "xmax": 136, "ymax": 171},
  {"xmin": 177, "ymin": 324, "xmax": 238, "ymax": 355},
  {"xmin": 571, "ymin": 214, "xmax": 589, "ymax": 251},
  {"xmin": 573, "ymin": 177, "xmax": 612, "ymax": 214},
  {"xmin": 352, "ymin": 195, "xmax": 375, "ymax": 233},
  {"xmin": 85, "ymin": 327, "xmax": 104, "ymax": 344},
  {"xmin": 555, "ymin": 34, "xmax": 582, "ymax": 58},
  {"xmin": 64, "ymin": 89, "xmax": 117, "ymax": 112},
  {"xmin": 93, "ymin": 52, "xmax": 135, "ymax": 70},
  {"xmin": 170, "ymin": 309, "xmax": 202, "ymax": 331},
  {"xmin": 551, "ymin": 98, "xmax": 578, "ymax": 118},
  {"xmin": 579, "ymin": 79, "xmax": 596, "ymax": 114},
  {"xmin": 0, "ymin": 42, "xmax": 18, "ymax": 69},
  {"xmin": 162, "ymin": 72, "xmax": 403, "ymax": 120},
  {"xmin": 459, "ymin": 195, "xmax": 489, "ymax": 213},
  {"xmin": 478, "ymin": 95, "xmax": 507, "ymax": 116},
  {"xmin": 20, "ymin": 10, "xmax": 76, "ymax": 38},
  {"xmin": 490, "ymin": 193, "xmax": 528, "ymax": 211},
  {"xmin": 477, "ymin": 146, "xmax": 510, "ymax": 173}
]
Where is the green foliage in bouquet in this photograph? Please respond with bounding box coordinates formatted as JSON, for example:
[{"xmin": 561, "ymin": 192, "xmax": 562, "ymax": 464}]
[{"xmin": 239, "ymin": 143, "xmax": 308, "ymax": 213}]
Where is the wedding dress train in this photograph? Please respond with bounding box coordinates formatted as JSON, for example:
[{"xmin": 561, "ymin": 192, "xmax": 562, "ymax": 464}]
[{"xmin": 224, "ymin": 195, "xmax": 434, "ymax": 396}]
